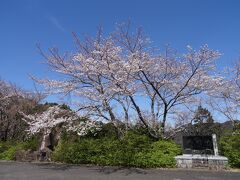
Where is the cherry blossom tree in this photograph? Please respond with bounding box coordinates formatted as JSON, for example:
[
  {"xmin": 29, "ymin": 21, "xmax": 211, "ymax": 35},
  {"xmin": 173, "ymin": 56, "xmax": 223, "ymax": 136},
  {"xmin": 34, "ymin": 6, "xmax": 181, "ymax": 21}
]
[
  {"xmin": 34, "ymin": 23, "xmax": 223, "ymax": 139},
  {"xmin": 0, "ymin": 79, "xmax": 14, "ymax": 140},
  {"xmin": 135, "ymin": 45, "xmax": 222, "ymax": 137},
  {"xmin": 35, "ymin": 28, "xmax": 140, "ymax": 133},
  {"xmin": 21, "ymin": 105, "xmax": 102, "ymax": 152},
  {"xmin": 110, "ymin": 23, "xmax": 223, "ymax": 138},
  {"xmin": 0, "ymin": 79, "xmax": 42, "ymax": 140},
  {"xmin": 21, "ymin": 105, "xmax": 67, "ymax": 152},
  {"xmin": 208, "ymin": 60, "xmax": 240, "ymax": 126}
]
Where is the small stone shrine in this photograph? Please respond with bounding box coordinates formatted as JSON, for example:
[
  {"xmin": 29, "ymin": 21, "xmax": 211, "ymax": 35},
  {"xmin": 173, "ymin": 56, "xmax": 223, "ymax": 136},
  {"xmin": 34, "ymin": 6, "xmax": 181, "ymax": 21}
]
[{"xmin": 175, "ymin": 134, "xmax": 228, "ymax": 169}]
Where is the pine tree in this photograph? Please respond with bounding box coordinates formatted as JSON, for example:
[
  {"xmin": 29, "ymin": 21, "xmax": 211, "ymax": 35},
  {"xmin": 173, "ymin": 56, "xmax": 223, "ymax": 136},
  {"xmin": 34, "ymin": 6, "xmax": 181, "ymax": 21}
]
[{"xmin": 193, "ymin": 105, "xmax": 214, "ymax": 124}]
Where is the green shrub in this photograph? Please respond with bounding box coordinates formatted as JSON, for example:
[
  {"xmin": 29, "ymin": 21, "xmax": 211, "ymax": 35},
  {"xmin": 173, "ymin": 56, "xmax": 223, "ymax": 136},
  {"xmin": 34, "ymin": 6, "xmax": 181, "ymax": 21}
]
[
  {"xmin": 0, "ymin": 131, "xmax": 181, "ymax": 168},
  {"xmin": 0, "ymin": 142, "xmax": 22, "ymax": 160},
  {"xmin": 134, "ymin": 140, "xmax": 181, "ymax": 168},
  {"xmin": 53, "ymin": 137, "xmax": 122, "ymax": 165},
  {"xmin": 94, "ymin": 123, "xmax": 119, "ymax": 139},
  {"xmin": 52, "ymin": 131, "xmax": 181, "ymax": 168},
  {"xmin": 122, "ymin": 131, "xmax": 153, "ymax": 149},
  {"xmin": 22, "ymin": 137, "xmax": 39, "ymax": 151},
  {"xmin": 0, "ymin": 138, "xmax": 39, "ymax": 160},
  {"xmin": 220, "ymin": 131, "xmax": 240, "ymax": 168}
]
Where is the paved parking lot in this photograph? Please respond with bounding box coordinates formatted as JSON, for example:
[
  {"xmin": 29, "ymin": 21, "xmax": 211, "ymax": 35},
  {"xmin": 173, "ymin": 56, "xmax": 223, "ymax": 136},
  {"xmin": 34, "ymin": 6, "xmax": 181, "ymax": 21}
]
[{"xmin": 0, "ymin": 161, "xmax": 240, "ymax": 180}]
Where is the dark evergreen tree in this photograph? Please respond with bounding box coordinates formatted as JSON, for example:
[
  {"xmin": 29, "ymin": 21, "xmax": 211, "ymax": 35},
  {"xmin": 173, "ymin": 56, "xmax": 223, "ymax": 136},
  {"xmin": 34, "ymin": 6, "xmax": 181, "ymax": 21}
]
[
  {"xmin": 185, "ymin": 105, "xmax": 219, "ymax": 136},
  {"xmin": 193, "ymin": 105, "xmax": 214, "ymax": 124}
]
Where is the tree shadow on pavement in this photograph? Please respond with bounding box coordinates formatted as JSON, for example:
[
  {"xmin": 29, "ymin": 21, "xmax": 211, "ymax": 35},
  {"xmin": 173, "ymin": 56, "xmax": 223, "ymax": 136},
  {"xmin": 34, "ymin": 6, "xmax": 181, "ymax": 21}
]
[
  {"xmin": 93, "ymin": 166, "xmax": 149, "ymax": 175},
  {"xmin": 34, "ymin": 163, "xmax": 76, "ymax": 171},
  {"xmin": 34, "ymin": 163, "xmax": 149, "ymax": 175}
]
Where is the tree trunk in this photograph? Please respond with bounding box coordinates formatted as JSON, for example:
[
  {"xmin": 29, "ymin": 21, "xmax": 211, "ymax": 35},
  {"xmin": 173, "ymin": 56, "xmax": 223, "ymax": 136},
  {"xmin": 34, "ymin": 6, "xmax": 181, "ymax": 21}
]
[
  {"xmin": 161, "ymin": 107, "xmax": 168, "ymax": 138},
  {"xmin": 40, "ymin": 129, "xmax": 52, "ymax": 152},
  {"xmin": 129, "ymin": 95, "xmax": 159, "ymax": 140}
]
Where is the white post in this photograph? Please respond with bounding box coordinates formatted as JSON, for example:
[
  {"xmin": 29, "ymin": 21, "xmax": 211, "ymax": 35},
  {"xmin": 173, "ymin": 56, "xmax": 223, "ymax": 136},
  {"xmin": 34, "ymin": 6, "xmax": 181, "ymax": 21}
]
[{"xmin": 212, "ymin": 134, "xmax": 219, "ymax": 156}]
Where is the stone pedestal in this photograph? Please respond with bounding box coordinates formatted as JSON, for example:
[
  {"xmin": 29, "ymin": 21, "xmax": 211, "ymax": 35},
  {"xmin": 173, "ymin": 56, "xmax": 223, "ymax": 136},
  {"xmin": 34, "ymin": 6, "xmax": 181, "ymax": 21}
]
[{"xmin": 175, "ymin": 154, "xmax": 228, "ymax": 170}]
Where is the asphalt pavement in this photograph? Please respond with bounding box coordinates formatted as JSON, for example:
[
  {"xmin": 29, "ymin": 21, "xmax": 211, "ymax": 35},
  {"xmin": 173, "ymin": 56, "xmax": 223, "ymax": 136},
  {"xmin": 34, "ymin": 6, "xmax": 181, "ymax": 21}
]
[{"xmin": 0, "ymin": 161, "xmax": 240, "ymax": 180}]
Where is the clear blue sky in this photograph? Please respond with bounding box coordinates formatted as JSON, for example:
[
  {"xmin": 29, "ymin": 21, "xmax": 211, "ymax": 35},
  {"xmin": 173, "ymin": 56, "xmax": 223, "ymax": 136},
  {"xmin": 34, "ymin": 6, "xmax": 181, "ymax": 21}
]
[{"xmin": 1, "ymin": 0, "xmax": 240, "ymax": 92}]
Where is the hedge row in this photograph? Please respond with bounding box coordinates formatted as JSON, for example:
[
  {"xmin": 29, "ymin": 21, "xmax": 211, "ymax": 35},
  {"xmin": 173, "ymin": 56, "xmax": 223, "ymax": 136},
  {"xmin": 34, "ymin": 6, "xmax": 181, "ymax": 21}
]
[
  {"xmin": 220, "ymin": 130, "xmax": 240, "ymax": 168},
  {"xmin": 52, "ymin": 131, "xmax": 181, "ymax": 168}
]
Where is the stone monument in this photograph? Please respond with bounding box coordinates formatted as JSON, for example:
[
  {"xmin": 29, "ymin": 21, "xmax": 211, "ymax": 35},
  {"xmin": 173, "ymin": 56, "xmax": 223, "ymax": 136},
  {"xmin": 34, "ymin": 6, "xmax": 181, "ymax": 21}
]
[{"xmin": 175, "ymin": 134, "xmax": 228, "ymax": 169}]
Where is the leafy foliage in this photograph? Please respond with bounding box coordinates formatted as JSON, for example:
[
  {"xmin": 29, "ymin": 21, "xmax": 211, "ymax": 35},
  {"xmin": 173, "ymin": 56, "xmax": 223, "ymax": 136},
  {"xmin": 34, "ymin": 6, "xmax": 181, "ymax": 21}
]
[
  {"xmin": 52, "ymin": 131, "xmax": 181, "ymax": 167},
  {"xmin": 0, "ymin": 137, "xmax": 38, "ymax": 160},
  {"xmin": 134, "ymin": 140, "xmax": 181, "ymax": 167},
  {"xmin": 220, "ymin": 130, "xmax": 240, "ymax": 167}
]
